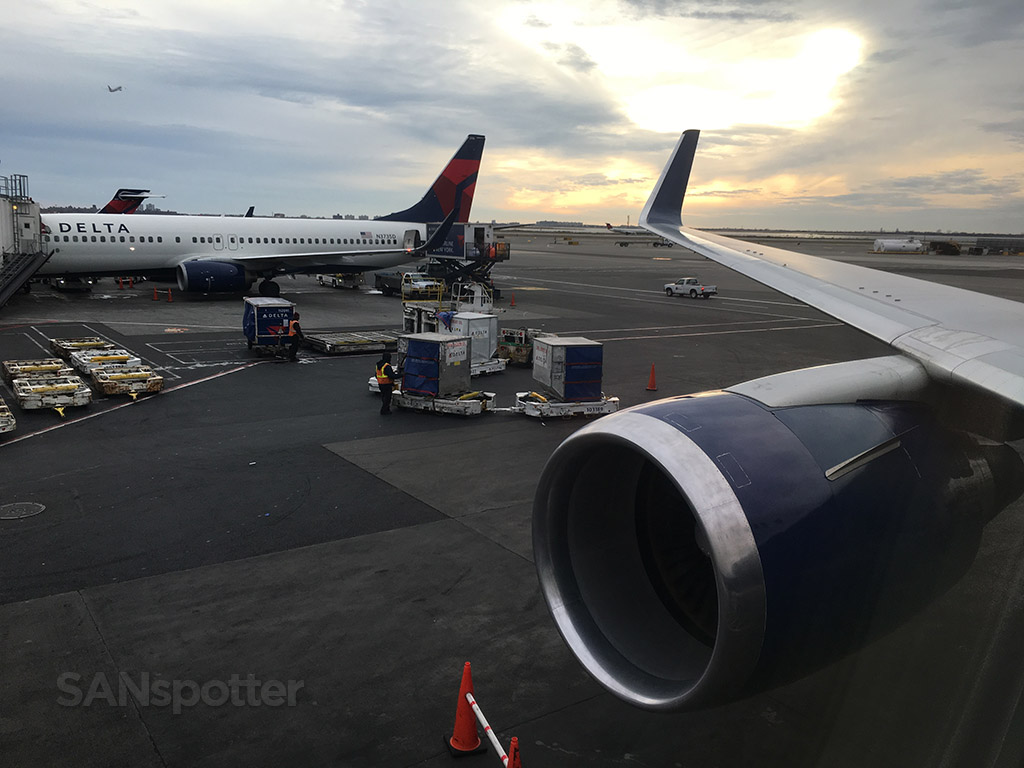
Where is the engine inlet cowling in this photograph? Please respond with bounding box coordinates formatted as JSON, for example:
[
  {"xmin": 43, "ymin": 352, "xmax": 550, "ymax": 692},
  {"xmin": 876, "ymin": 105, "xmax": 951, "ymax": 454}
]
[
  {"xmin": 533, "ymin": 391, "xmax": 1023, "ymax": 711},
  {"xmin": 176, "ymin": 260, "xmax": 250, "ymax": 293}
]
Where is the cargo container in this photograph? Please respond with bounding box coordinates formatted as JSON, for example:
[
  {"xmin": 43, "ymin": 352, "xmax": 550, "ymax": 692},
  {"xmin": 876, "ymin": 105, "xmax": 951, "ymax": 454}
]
[
  {"xmin": 400, "ymin": 332, "xmax": 471, "ymax": 397},
  {"xmin": 440, "ymin": 312, "xmax": 498, "ymax": 365},
  {"xmin": 242, "ymin": 297, "xmax": 295, "ymax": 350},
  {"xmin": 532, "ymin": 336, "xmax": 604, "ymax": 402}
]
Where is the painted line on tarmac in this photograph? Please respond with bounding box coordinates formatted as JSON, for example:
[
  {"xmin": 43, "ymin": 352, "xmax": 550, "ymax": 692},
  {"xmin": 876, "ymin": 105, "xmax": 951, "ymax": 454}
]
[
  {"xmin": 564, "ymin": 316, "xmax": 823, "ymax": 337},
  {"xmin": 497, "ymin": 273, "xmax": 809, "ymax": 308},
  {"xmin": 596, "ymin": 321, "xmax": 843, "ymax": 343},
  {"xmin": 0, "ymin": 362, "xmax": 262, "ymax": 448},
  {"xmin": 8, "ymin": 317, "xmax": 239, "ymax": 331},
  {"xmin": 496, "ymin": 276, "xmax": 820, "ymax": 322}
]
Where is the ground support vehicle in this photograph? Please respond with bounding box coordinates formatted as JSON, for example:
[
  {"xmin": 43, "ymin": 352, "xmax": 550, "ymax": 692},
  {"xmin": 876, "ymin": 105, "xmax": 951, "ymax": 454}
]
[
  {"xmin": 0, "ymin": 396, "xmax": 15, "ymax": 433},
  {"xmin": 615, "ymin": 239, "xmax": 673, "ymax": 248},
  {"xmin": 304, "ymin": 331, "xmax": 399, "ymax": 355},
  {"xmin": 374, "ymin": 270, "xmax": 445, "ymax": 300},
  {"xmin": 392, "ymin": 389, "xmax": 496, "ymax": 416},
  {"xmin": 242, "ymin": 297, "xmax": 296, "ymax": 356},
  {"xmin": 472, "ymin": 358, "xmax": 507, "ymax": 376},
  {"xmin": 2, "ymin": 359, "xmax": 73, "ymax": 383},
  {"xmin": 316, "ymin": 273, "xmax": 364, "ymax": 289},
  {"xmin": 497, "ymin": 328, "xmax": 548, "ymax": 365},
  {"xmin": 49, "ymin": 337, "xmax": 115, "ymax": 359},
  {"xmin": 11, "ymin": 375, "xmax": 92, "ymax": 415},
  {"xmin": 664, "ymin": 277, "xmax": 717, "ymax": 298},
  {"xmin": 510, "ymin": 391, "xmax": 620, "ymax": 419},
  {"xmin": 90, "ymin": 365, "xmax": 164, "ymax": 398}
]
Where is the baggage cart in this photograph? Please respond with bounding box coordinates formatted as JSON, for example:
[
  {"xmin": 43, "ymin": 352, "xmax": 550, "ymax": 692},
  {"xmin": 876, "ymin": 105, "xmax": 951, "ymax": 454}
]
[
  {"xmin": 0, "ymin": 396, "xmax": 15, "ymax": 433},
  {"xmin": 305, "ymin": 330, "xmax": 399, "ymax": 355},
  {"xmin": 91, "ymin": 365, "xmax": 165, "ymax": 398},
  {"xmin": 49, "ymin": 337, "xmax": 115, "ymax": 359},
  {"xmin": 512, "ymin": 390, "xmax": 619, "ymax": 419},
  {"xmin": 392, "ymin": 390, "xmax": 496, "ymax": 416},
  {"xmin": 12, "ymin": 375, "xmax": 93, "ymax": 415},
  {"xmin": 69, "ymin": 348, "xmax": 143, "ymax": 374},
  {"xmin": 2, "ymin": 358, "xmax": 73, "ymax": 383}
]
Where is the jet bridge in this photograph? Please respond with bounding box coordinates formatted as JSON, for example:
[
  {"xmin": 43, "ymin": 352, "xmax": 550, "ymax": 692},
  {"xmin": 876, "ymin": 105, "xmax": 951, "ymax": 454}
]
[{"xmin": 0, "ymin": 173, "xmax": 49, "ymax": 308}]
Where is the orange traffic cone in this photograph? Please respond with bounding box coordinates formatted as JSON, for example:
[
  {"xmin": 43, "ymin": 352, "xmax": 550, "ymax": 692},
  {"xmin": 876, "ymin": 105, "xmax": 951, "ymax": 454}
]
[
  {"xmin": 510, "ymin": 293, "xmax": 516, "ymax": 308},
  {"xmin": 152, "ymin": 286, "xmax": 159, "ymax": 301},
  {"xmin": 446, "ymin": 662, "xmax": 486, "ymax": 756},
  {"xmin": 508, "ymin": 736, "xmax": 522, "ymax": 768},
  {"xmin": 646, "ymin": 363, "xmax": 657, "ymax": 391},
  {"xmin": 167, "ymin": 289, "xmax": 173, "ymax": 302},
  {"xmin": 118, "ymin": 277, "xmax": 124, "ymax": 290}
]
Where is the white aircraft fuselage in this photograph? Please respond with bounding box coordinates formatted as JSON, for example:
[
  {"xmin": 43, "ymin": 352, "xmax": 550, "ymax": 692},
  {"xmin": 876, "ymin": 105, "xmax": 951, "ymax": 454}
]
[
  {"xmin": 39, "ymin": 214, "xmax": 427, "ymax": 276},
  {"xmin": 33, "ymin": 133, "xmax": 486, "ymax": 294}
]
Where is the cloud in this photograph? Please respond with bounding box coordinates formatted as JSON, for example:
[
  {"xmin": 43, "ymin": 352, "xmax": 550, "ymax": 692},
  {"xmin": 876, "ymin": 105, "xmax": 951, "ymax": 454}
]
[{"xmin": 0, "ymin": 0, "xmax": 1021, "ymax": 231}]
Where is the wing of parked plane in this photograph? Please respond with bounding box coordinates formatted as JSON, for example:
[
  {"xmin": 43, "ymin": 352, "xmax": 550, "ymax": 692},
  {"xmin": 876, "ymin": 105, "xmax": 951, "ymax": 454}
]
[{"xmin": 532, "ymin": 128, "xmax": 1024, "ymax": 714}]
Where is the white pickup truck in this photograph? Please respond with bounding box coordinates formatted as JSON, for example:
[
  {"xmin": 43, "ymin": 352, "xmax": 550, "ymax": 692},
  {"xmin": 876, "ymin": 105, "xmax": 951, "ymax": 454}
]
[{"xmin": 664, "ymin": 277, "xmax": 717, "ymax": 299}]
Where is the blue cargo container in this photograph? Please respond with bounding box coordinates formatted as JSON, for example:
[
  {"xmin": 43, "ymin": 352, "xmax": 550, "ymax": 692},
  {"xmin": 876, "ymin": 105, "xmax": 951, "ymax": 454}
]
[
  {"xmin": 532, "ymin": 336, "xmax": 604, "ymax": 402},
  {"xmin": 242, "ymin": 297, "xmax": 295, "ymax": 350},
  {"xmin": 401, "ymin": 332, "xmax": 471, "ymax": 397}
]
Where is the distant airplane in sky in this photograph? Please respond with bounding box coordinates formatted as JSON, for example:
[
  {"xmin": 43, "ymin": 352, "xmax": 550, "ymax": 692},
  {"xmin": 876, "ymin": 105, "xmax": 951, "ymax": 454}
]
[
  {"xmin": 38, "ymin": 134, "xmax": 485, "ymax": 296},
  {"xmin": 106, "ymin": 85, "xmax": 123, "ymax": 92}
]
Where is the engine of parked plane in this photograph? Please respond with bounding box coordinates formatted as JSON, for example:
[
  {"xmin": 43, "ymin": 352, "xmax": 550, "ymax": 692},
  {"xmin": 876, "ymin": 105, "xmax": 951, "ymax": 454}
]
[
  {"xmin": 176, "ymin": 260, "xmax": 251, "ymax": 293},
  {"xmin": 533, "ymin": 389, "xmax": 1023, "ymax": 711}
]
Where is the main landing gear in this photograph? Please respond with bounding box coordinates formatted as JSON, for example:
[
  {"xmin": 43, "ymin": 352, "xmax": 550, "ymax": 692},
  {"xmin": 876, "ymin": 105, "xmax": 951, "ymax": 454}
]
[{"xmin": 257, "ymin": 279, "xmax": 281, "ymax": 297}]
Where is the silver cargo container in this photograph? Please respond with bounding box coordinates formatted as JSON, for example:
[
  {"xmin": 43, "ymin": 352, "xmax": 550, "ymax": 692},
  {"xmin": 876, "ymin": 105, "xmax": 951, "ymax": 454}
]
[
  {"xmin": 532, "ymin": 336, "xmax": 604, "ymax": 402},
  {"xmin": 443, "ymin": 312, "xmax": 498, "ymax": 364}
]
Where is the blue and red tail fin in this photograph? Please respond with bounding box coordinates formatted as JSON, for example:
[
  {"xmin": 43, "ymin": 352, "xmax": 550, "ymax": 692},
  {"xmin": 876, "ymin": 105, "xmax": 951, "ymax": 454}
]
[
  {"xmin": 376, "ymin": 134, "xmax": 484, "ymax": 224},
  {"xmin": 99, "ymin": 188, "xmax": 152, "ymax": 214}
]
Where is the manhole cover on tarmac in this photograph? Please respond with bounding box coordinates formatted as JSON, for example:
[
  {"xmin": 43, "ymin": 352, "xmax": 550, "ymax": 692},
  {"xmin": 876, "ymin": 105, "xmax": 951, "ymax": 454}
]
[{"xmin": 0, "ymin": 502, "xmax": 45, "ymax": 520}]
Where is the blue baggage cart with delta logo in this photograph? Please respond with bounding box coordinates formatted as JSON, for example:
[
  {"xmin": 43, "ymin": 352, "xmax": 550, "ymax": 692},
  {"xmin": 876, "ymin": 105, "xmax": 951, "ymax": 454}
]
[{"xmin": 242, "ymin": 297, "xmax": 296, "ymax": 354}]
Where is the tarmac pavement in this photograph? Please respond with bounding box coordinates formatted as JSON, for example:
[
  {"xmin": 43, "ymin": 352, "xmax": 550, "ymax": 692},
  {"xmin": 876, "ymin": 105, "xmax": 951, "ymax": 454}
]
[{"xmin": 2, "ymin": 233, "xmax": 1024, "ymax": 766}]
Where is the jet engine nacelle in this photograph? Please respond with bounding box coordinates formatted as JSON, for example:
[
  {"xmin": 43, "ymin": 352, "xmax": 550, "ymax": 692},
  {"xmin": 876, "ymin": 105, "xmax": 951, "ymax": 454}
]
[
  {"xmin": 533, "ymin": 390, "xmax": 1023, "ymax": 711},
  {"xmin": 176, "ymin": 260, "xmax": 251, "ymax": 293}
]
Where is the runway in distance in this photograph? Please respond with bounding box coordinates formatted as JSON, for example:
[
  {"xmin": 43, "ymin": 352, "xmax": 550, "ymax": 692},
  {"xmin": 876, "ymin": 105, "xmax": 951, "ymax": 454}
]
[
  {"xmin": 534, "ymin": 130, "xmax": 1024, "ymax": 712},
  {"xmin": 37, "ymin": 134, "xmax": 484, "ymax": 296}
]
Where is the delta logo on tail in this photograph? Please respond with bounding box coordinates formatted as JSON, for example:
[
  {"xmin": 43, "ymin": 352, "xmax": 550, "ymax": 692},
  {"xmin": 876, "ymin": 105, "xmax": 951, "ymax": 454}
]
[
  {"xmin": 99, "ymin": 189, "xmax": 157, "ymax": 215},
  {"xmin": 376, "ymin": 134, "xmax": 484, "ymax": 224}
]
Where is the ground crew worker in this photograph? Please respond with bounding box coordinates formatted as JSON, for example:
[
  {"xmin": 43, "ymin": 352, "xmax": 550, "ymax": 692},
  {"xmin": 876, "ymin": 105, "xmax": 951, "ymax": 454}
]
[
  {"xmin": 286, "ymin": 312, "xmax": 304, "ymax": 361},
  {"xmin": 375, "ymin": 352, "xmax": 397, "ymax": 415}
]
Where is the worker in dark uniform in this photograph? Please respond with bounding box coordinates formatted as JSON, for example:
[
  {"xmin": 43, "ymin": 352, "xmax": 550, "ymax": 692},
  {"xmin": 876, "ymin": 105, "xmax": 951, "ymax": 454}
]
[
  {"xmin": 375, "ymin": 352, "xmax": 397, "ymax": 414},
  {"xmin": 286, "ymin": 312, "xmax": 304, "ymax": 361}
]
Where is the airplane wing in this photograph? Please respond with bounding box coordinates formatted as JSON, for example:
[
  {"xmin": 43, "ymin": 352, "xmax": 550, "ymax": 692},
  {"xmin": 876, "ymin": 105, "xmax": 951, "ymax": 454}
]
[{"xmin": 639, "ymin": 130, "xmax": 1024, "ymax": 411}]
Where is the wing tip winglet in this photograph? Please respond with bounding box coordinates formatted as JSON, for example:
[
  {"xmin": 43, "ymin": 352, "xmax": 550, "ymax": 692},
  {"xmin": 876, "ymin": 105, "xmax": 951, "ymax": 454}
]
[{"xmin": 639, "ymin": 129, "xmax": 700, "ymax": 230}]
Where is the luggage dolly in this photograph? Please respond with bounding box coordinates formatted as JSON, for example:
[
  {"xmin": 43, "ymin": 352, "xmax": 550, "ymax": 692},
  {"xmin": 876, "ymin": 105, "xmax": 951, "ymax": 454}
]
[{"xmin": 509, "ymin": 391, "xmax": 620, "ymax": 419}]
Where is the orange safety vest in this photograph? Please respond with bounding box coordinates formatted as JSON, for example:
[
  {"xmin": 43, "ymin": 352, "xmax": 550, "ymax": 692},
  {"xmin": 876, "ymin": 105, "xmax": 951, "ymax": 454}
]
[
  {"xmin": 375, "ymin": 363, "xmax": 393, "ymax": 386},
  {"xmin": 288, "ymin": 319, "xmax": 300, "ymax": 336}
]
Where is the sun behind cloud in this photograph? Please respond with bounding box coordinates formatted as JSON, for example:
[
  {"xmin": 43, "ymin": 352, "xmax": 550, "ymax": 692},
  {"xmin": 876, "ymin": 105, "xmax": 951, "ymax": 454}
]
[{"xmin": 625, "ymin": 28, "xmax": 864, "ymax": 132}]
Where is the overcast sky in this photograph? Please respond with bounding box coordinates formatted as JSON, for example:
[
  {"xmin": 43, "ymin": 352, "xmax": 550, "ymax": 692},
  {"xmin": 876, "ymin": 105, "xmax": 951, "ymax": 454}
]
[{"xmin": 2, "ymin": 0, "xmax": 1022, "ymax": 232}]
